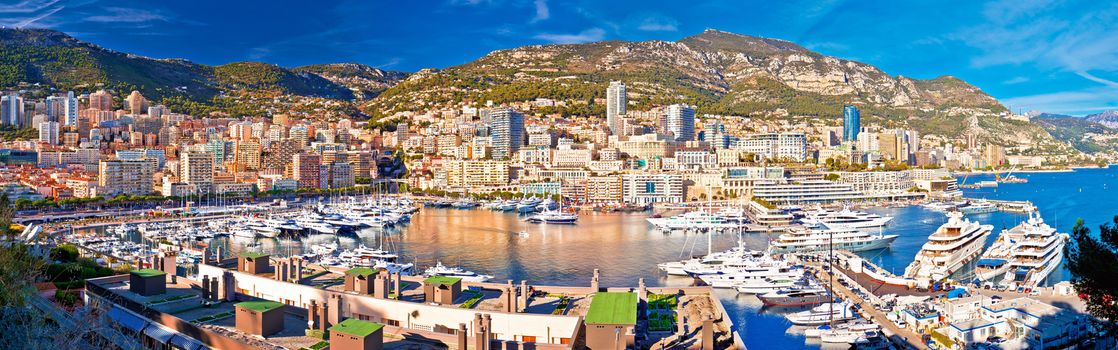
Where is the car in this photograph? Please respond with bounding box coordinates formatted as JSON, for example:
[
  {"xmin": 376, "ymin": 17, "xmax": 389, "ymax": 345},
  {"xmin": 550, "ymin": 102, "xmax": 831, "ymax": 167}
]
[{"xmin": 986, "ymin": 336, "xmax": 1006, "ymax": 344}]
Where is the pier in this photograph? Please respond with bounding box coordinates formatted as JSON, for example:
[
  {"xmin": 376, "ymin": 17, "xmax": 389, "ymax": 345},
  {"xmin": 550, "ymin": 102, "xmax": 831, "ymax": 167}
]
[{"xmin": 805, "ymin": 261, "xmax": 929, "ymax": 350}]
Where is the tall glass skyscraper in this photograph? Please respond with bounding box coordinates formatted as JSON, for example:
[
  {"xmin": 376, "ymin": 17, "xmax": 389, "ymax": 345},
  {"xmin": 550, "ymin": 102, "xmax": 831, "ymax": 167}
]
[
  {"xmin": 488, "ymin": 108, "xmax": 524, "ymax": 160},
  {"xmin": 842, "ymin": 105, "xmax": 860, "ymax": 142},
  {"xmin": 606, "ymin": 81, "xmax": 626, "ymax": 134}
]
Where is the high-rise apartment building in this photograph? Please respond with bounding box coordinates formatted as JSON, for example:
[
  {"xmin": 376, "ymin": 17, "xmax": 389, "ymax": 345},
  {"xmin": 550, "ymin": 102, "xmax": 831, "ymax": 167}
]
[
  {"xmin": 89, "ymin": 90, "xmax": 113, "ymax": 111},
  {"xmin": 263, "ymin": 139, "xmax": 301, "ymax": 170},
  {"xmin": 1, "ymin": 92, "xmax": 22, "ymax": 126},
  {"xmin": 293, "ymin": 153, "xmax": 322, "ymax": 189},
  {"xmin": 126, "ymin": 90, "xmax": 148, "ymax": 114},
  {"xmin": 662, "ymin": 104, "xmax": 695, "ymax": 142},
  {"xmin": 843, "ymin": 105, "xmax": 860, "ymax": 142},
  {"xmin": 233, "ymin": 141, "xmax": 262, "ymax": 170},
  {"xmin": 38, "ymin": 121, "xmax": 59, "ymax": 145},
  {"xmin": 487, "ymin": 108, "xmax": 524, "ymax": 160},
  {"xmin": 63, "ymin": 91, "xmax": 78, "ymax": 126},
  {"xmin": 181, "ymin": 152, "xmax": 215, "ymax": 192},
  {"xmin": 328, "ymin": 162, "xmax": 355, "ymax": 188},
  {"xmin": 98, "ymin": 159, "xmax": 157, "ymax": 196},
  {"xmin": 606, "ymin": 81, "xmax": 626, "ymax": 134}
]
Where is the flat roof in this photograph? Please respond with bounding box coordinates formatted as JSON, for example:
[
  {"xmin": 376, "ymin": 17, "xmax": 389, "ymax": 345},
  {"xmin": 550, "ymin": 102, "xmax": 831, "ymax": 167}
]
[
  {"xmin": 239, "ymin": 252, "xmax": 268, "ymax": 259},
  {"xmin": 424, "ymin": 276, "xmax": 462, "ymax": 286},
  {"xmin": 236, "ymin": 300, "xmax": 284, "ymax": 313},
  {"xmin": 346, "ymin": 267, "xmax": 378, "ymax": 276},
  {"xmin": 131, "ymin": 268, "xmax": 166, "ymax": 278},
  {"xmin": 585, "ymin": 292, "xmax": 637, "ymax": 325},
  {"xmin": 330, "ymin": 318, "xmax": 384, "ymax": 337}
]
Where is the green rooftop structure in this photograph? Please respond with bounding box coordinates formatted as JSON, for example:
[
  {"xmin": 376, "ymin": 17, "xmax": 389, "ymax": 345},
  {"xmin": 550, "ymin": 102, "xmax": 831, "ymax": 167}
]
[
  {"xmin": 346, "ymin": 267, "xmax": 378, "ymax": 276},
  {"xmin": 239, "ymin": 252, "xmax": 268, "ymax": 259},
  {"xmin": 330, "ymin": 319, "xmax": 385, "ymax": 350},
  {"xmin": 585, "ymin": 292, "xmax": 638, "ymax": 325},
  {"xmin": 235, "ymin": 300, "xmax": 286, "ymax": 336},
  {"xmin": 236, "ymin": 300, "xmax": 284, "ymax": 313},
  {"xmin": 423, "ymin": 276, "xmax": 463, "ymax": 305},
  {"xmin": 423, "ymin": 276, "xmax": 462, "ymax": 286},
  {"xmin": 584, "ymin": 292, "xmax": 638, "ymax": 350},
  {"xmin": 131, "ymin": 268, "xmax": 166, "ymax": 278},
  {"xmin": 238, "ymin": 252, "xmax": 270, "ymax": 274},
  {"xmin": 330, "ymin": 318, "xmax": 385, "ymax": 337}
]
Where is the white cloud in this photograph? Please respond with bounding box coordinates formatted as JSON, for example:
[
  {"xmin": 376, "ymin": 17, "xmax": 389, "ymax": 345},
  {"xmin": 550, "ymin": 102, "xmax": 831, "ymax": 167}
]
[
  {"xmin": 86, "ymin": 7, "xmax": 167, "ymax": 23},
  {"xmin": 1002, "ymin": 76, "xmax": 1030, "ymax": 85},
  {"xmin": 0, "ymin": 0, "xmax": 65, "ymax": 28},
  {"xmin": 637, "ymin": 16, "xmax": 677, "ymax": 32},
  {"xmin": 530, "ymin": 0, "xmax": 549, "ymax": 23},
  {"xmin": 534, "ymin": 28, "xmax": 604, "ymax": 44},
  {"xmin": 0, "ymin": 0, "xmax": 60, "ymax": 13},
  {"xmin": 1002, "ymin": 86, "xmax": 1118, "ymax": 115}
]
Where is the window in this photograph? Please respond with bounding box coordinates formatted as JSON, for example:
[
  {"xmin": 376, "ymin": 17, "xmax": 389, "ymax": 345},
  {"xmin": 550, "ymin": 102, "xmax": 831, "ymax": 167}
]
[
  {"xmin": 522, "ymin": 336, "xmax": 536, "ymax": 343},
  {"xmin": 560, "ymin": 338, "xmax": 571, "ymax": 345},
  {"xmin": 385, "ymin": 319, "xmax": 400, "ymax": 327}
]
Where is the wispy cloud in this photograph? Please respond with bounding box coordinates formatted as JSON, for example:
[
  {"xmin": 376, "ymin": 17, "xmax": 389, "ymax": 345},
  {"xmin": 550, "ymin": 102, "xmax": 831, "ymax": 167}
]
[
  {"xmin": 530, "ymin": 0, "xmax": 549, "ymax": 23},
  {"xmin": 637, "ymin": 16, "xmax": 678, "ymax": 32},
  {"xmin": 86, "ymin": 7, "xmax": 168, "ymax": 23},
  {"xmin": 0, "ymin": 0, "xmax": 65, "ymax": 28},
  {"xmin": 534, "ymin": 28, "xmax": 604, "ymax": 44},
  {"xmin": 375, "ymin": 57, "xmax": 403, "ymax": 69},
  {"xmin": 957, "ymin": 1, "xmax": 1118, "ymax": 82},
  {"xmin": 1002, "ymin": 86, "xmax": 1118, "ymax": 115},
  {"xmin": 0, "ymin": 0, "xmax": 60, "ymax": 13},
  {"xmin": 1002, "ymin": 76, "xmax": 1030, "ymax": 85}
]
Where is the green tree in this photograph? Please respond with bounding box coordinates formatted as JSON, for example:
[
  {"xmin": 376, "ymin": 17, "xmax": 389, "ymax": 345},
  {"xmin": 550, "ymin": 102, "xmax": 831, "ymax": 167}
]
[{"xmin": 1065, "ymin": 217, "xmax": 1118, "ymax": 329}]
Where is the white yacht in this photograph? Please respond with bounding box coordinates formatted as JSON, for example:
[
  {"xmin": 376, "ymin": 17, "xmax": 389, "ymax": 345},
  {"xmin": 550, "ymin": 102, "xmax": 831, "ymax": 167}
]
[
  {"xmin": 958, "ymin": 200, "xmax": 997, "ymax": 215},
  {"xmin": 802, "ymin": 207, "xmax": 892, "ymax": 230},
  {"xmin": 974, "ymin": 211, "xmax": 1068, "ymax": 289},
  {"xmin": 423, "ymin": 261, "xmax": 493, "ymax": 282},
  {"xmin": 646, "ymin": 210, "xmax": 749, "ymax": 231},
  {"xmin": 296, "ymin": 218, "xmax": 339, "ymax": 235},
  {"xmin": 526, "ymin": 209, "xmax": 578, "ymax": 224},
  {"xmin": 904, "ymin": 211, "xmax": 993, "ymax": 283},
  {"xmin": 658, "ymin": 241, "xmax": 765, "ymax": 276},
  {"xmin": 692, "ymin": 262, "xmax": 804, "ymax": 289},
  {"xmin": 785, "ymin": 302, "xmax": 856, "ymax": 325},
  {"xmin": 768, "ymin": 224, "xmax": 897, "ymax": 254},
  {"xmin": 734, "ymin": 275, "xmax": 804, "ymax": 294},
  {"xmin": 759, "ymin": 286, "xmax": 831, "ymax": 306}
]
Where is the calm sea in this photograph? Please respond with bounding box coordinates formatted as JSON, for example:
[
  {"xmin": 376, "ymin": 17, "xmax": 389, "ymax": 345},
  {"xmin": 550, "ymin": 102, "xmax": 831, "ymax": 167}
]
[{"xmin": 203, "ymin": 166, "xmax": 1116, "ymax": 349}]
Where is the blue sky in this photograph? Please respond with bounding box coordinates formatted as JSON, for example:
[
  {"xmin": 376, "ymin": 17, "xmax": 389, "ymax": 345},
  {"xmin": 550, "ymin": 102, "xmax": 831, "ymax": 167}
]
[{"xmin": 3, "ymin": 0, "xmax": 1118, "ymax": 116}]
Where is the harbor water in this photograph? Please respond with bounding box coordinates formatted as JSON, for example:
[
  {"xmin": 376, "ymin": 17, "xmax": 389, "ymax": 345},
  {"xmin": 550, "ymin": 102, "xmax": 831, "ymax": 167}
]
[{"xmin": 169, "ymin": 166, "xmax": 1118, "ymax": 350}]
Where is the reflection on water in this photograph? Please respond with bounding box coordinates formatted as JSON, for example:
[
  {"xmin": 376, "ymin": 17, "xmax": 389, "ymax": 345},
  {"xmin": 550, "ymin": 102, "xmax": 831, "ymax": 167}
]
[{"xmin": 217, "ymin": 209, "xmax": 762, "ymax": 287}]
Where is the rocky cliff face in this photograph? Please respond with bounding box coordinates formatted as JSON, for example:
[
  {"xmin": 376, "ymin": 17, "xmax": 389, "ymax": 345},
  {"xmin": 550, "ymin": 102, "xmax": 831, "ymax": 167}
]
[
  {"xmin": 295, "ymin": 63, "xmax": 409, "ymax": 100},
  {"xmin": 367, "ymin": 30, "xmax": 1005, "ymax": 120}
]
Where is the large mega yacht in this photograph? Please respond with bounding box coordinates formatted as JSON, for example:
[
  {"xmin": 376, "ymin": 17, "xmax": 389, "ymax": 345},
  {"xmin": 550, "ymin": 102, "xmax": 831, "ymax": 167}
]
[
  {"xmin": 768, "ymin": 224, "xmax": 898, "ymax": 254},
  {"xmin": 646, "ymin": 208, "xmax": 750, "ymax": 231},
  {"xmin": 973, "ymin": 211, "xmax": 1069, "ymax": 289},
  {"xmin": 801, "ymin": 207, "xmax": 893, "ymax": 230},
  {"xmin": 904, "ymin": 211, "xmax": 993, "ymax": 283}
]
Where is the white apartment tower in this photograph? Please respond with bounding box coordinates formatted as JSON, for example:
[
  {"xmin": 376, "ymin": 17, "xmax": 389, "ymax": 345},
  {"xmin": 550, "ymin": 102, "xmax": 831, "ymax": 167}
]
[
  {"xmin": 181, "ymin": 152, "xmax": 215, "ymax": 193},
  {"xmin": 663, "ymin": 104, "xmax": 695, "ymax": 142},
  {"xmin": 606, "ymin": 81, "xmax": 626, "ymax": 134},
  {"xmin": 38, "ymin": 121, "xmax": 60, "ymax": 145}
]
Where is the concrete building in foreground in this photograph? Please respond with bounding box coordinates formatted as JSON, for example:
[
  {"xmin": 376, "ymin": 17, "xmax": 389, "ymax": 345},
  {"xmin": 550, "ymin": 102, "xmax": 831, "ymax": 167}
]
[{"xmin": 85, "ymin": 249, "xmax": 741, "ymax": 350}]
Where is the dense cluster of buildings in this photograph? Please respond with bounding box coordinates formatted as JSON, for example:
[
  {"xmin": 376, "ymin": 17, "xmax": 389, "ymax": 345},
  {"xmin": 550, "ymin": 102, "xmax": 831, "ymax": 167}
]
[
  {"xmin": 2, "ymin": 89, "xmax": 379, "ymax": 200},
  {"xmin": 0, "ymin": 81, "xmax": 1050, "ymax": 205}
]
